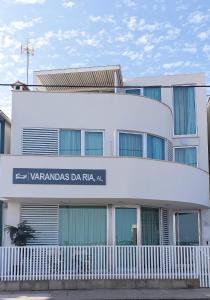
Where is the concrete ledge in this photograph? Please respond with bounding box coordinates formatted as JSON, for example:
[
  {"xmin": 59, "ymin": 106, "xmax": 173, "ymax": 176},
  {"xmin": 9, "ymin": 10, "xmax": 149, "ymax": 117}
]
[{"xmin": 0, "ymin": 279, "xmax": 199, "ymax": 291}]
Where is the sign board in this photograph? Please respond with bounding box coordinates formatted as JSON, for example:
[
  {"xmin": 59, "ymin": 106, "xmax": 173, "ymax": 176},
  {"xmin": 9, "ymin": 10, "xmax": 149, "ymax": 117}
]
[{"xmin": 13, "ymin": 168, "xmax": 106, "ymax": 185}]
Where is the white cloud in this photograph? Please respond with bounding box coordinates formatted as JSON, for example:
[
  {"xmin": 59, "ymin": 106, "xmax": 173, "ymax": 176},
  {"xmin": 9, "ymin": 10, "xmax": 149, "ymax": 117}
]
[
  {"xmin": 77, "ymin": 38, "xmax": 100, "ymax": 47},
  {"xmin": 12, "ymin": 18, "xmax": 40, "ymax": 30},
  {"xmin": 126, "ymin": 16, "xmax": 138, "ymax": 31},
  {"xmin": 30, "ymin": 31, "xmax": 55, "ymax": 48},
  {"xmin": 136, "ymin": 34, "xmax": 150, "ymax": 45},
  {"xmin": 11, "ymin": 54, "xmax": 21, "ymax": 63},
  {"xmin": 124, "ymin": 17, "xmax": 160, "ymax": 33},
  {"xmin": 122, "ymin": 50, "xmax": 143, "ymax": 61},
  {"xmin": 123, "ymin": 0, "xmax": 136, "ymax": 7},
  {"xmin": 198, "ymin": 31, "xmax": 210, "ymax": 40},
  {"xmin": 182, "ymin": 43, "xmax": 197, "ymax": 54},
  {"xmin": 188, "ymin": 11, "xmax": 209, "ymax": 24},
  {"xmin": 62, "ymin": 1, "xmax": 75, "ymax": 8},
  {"xmin": 14, "ymin": 0, "xmax": 46, "ymax": 4},
  {"xmin": 163, "ymin": 61, "xmax": 200, "ymax": 69},
  {"xmin": 165, "ymin": 27, "xmax": 180, "ymax": 40},
  {"xmin": 0, "ymin": 36, "xmax": 19, "ymax": 49},
  {"xmin": 144, "ymin": 44, "xmax": 154, "ymax": 52},
  {"xmin": 115, "ymin": 32, "xmax": 133, "ymax": 42},
  {"xmin": 89, "ymin": 15, "xmax": 115, "ymax": 24},
  {"xmin": 0, "ymin": 18, "xmax": 41, "ymax": 34},
  {"xmin": 203, "ymin": 44, "xmax": 210, "ymax": 58},
  {"xmin": 0, "ymin": 53, "xmax": 5, "ymax": 61},
  {"xmin": 163, "ymin": 61, "xmax": 183, "ymax": 69},
  {"xmin": 90, "ymin": 16, "xmax": 101, "ymax": 22}
]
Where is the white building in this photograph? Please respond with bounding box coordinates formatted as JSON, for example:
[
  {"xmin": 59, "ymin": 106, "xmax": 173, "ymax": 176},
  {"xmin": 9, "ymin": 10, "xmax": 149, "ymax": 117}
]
[
  {"xmin": 1, "ymin": 65, "xmax": 209, "ymax": 248},
  {"xmin": 0, "ymin": 111, "xmax": 10, "ymax": 246}
]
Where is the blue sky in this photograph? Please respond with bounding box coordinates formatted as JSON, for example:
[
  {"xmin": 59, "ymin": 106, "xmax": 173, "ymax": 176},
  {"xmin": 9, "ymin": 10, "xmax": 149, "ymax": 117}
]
[{"xmin": 0, "ymin": 0, "xmax": 210, "ymax": 116}]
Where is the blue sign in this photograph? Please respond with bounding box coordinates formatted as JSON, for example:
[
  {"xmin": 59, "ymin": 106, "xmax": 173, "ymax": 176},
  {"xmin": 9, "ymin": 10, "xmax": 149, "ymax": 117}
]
[{"xmin": 13, "ymin": 168, "xmax": 106, "ymax": 185}]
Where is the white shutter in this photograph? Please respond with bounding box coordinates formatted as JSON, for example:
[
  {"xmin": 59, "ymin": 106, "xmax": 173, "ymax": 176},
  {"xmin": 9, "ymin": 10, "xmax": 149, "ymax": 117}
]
[
  {"xmin": 167, "ymin": 140, "xmax": 173, "ymax": 161},
  {"xmin": 22, "ymin": 128, "xmax": 59, "ymax": 155},
  {"xmin": 160, "ymin": 208, "xmax": 169, "ymax": 245},
  {"xmin": 21, "ymin": 204, "xmax": 59, "ymax": 245}
]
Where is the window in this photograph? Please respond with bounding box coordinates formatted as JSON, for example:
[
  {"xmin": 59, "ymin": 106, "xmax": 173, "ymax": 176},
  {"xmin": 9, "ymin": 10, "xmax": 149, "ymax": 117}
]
[
  {"xmin": 141, "ymin": 207, "xmax": 160, "ymax": 245},
  {"xmin": 85, "ymin": 131, "xmax": 103, "ymax": 156},
  {"xmin": 0, "ymin": 201, "xmax": 2, "ymax": 246},
  {"xmin": 147, "ymin": 134, "xmax": 165, "ymax": 160},
  {"xmin": 115, "ymin": 208, "xmax": 137, "ymax": 245},
  {"xmin": 119, "ymin": 132, "xmax": 143, "ymax": 157},
  {"xmin": 0, "ymin": 121, "xmax": 4, "ymax": 154},
  {"xmin": 143, "ymin": 86, "xmax": 161, "ymax": 101},
  {"xmin": 175, "ymin": 212, "xmax": 199, "ymax": 245},
  {"xmin": 59, "ymin": 206, "xmax": 107, "ymax": 246},
  {"xmin": 60, "ymin": 130, "xmax": 81, "ymax": 155},
  {"xmin": 59, "ymin": 129, "xmax": 103, "ymax": 156},
  {"xmin": 174, "ymin": 147, "xmax": 197, "ymax": 167},
  {"xmin": 125, "ymin": 88, "xmax": 141, "ymax": 95},
  {"xmin": 173, "ymin": 86, "xmax": 196, "ymax": 135}
]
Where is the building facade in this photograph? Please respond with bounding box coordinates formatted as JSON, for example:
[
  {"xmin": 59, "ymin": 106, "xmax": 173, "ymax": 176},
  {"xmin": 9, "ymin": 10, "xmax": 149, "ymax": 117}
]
[
  {"xmin": 1, "ymin": 65, "xmax": 209, "ymax": 247},
  {"xmin": 0, "ymin": 111, "xmax": 11, "ymax": 245}
]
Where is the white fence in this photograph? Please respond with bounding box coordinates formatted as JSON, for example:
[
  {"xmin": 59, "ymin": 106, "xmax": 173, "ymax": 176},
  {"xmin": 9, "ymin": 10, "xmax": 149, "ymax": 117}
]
[{"xmin": 0, "ymin": 246, "xmax": 210, "ymax": 287}]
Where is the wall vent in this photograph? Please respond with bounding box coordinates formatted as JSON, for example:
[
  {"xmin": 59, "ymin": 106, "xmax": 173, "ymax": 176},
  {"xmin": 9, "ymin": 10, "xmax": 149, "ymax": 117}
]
[
  {"xmin": 22, "ymin": 128, "xmax": 59, "ymax": 155},
  {"xmin": 21, "ymin": 204, "xmax": 59, "ymax": 245}
]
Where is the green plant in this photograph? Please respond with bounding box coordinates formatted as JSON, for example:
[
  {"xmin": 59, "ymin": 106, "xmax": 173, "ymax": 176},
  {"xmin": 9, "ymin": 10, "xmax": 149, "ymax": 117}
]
[{"xmin": 5, "ymin": 220, "xmax": 36, "ymax": 246}]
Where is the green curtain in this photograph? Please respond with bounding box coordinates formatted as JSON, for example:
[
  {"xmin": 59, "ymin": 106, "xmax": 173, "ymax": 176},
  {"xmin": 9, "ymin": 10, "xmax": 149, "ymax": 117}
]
[
  {"xmin": 85, "ymin": 132, "xmax": 103, "ymax": 156},
  {"xmin": 59, "ymin": 130, "xmax": 81, "ymax": 155},
  {"xmin": 141, "ymin": 207, "xmax": 160, "ymax": 245},
  {"xmin": 119, "ymin": 133, "xmax": 142, "ymax": 157},
  {"xmin": 173, "ymin": 86, "xmax": 196, "ymax": 135},
  {"xmin": 59, "ymin": 206, "xmax": 107, "ymax": 246},
  {"xmin": 175, "ymin": 147, "xmax": 197, "ymax": 167},
  {"xmin": 144, "ymin": 87, "xmax": 161, "ymax": 101},
  {"xmin": 147, "ymin": 134, "xmax": 165, "ymax": 160},
  {"xmin": 125, "ymin": 89, "xmax": 141, "ymax": 95},
  {"xmin": 115, "ymin": 208, "xmax": 137, "ymax": 245}
]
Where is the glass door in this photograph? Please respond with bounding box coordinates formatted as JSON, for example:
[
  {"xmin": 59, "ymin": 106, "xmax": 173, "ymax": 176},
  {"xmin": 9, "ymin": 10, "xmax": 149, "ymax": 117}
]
[
  {"xmin": 141, "ymin": 207, "xmax": 160, "ymax": 245},
  {"xmin": 115, "ymin": 207, "xmax": 137, "ymax": 245},
  {"xmin": 175, "ymin": 212, "xmax": 199, "ymax": 245}
]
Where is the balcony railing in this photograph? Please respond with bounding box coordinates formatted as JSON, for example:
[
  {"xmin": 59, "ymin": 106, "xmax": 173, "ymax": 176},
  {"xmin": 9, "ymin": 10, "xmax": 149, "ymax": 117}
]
[{"xmin": 0, "ymin": 246, "xmax": 210, "ymax": 287}]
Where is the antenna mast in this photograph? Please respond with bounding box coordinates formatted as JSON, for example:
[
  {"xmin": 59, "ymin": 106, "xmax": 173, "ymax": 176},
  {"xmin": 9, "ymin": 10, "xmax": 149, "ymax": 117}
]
[{"xmin": 21, "ymin": 40, "xmax": 34, "ymax": 85}]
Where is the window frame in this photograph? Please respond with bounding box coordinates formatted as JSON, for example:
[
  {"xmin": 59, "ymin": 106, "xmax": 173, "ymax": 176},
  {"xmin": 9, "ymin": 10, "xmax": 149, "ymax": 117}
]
[
  {"xmin": 58, "ymin": 204, "xmax": 109, "ymax": 246},
  {"xmin": 141, "ymin": 206, "xmax": 162, "ymax": 246},
  {"xmin": 173, "ymin": 210, "xmax": 201, "ymax": 246},
  {"xmin": 143, "ymin": 86, "xmax": 162, "ymax": 101},
  {"xmin": 173, "ymin": 145, "xmax": 198, "ymax": 168},
  {"xmin": 117, "ymin": 130, "xmax": 166, "ymax": 160},
  {"xmin": 172, "ymin": 84, "xmax": 198, "ymax": 137},
  {"xmin": 124, "ymin": 88, "xmax": 142, "ymax": 95},
  {"xmin": 117, "ymin": 130, "xmax": 145, "ymax": 158},
  {"xmin": 147, "ymin": 133, "xmax": 166, "ymax": 161},
  {"xmin": 113, "ymin": 205, "xmax": 141, "ymax": 246},
  {"xmin": 83, "ymin": 129, "xmax": 104, "ymax": 156},
  {"xmin": 59, "ymin": 129, "xmax": 104, "ymax": 156}
]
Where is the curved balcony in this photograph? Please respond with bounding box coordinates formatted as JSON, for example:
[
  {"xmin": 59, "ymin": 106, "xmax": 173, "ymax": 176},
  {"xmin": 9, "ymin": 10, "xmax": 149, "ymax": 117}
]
[
  {"xmin": 0, "ymin": 155, "xmax": 208, "ymax": 207},
  {"xmin": 12, "ymin": 92, "xmax": 173, "ymax": 156}
]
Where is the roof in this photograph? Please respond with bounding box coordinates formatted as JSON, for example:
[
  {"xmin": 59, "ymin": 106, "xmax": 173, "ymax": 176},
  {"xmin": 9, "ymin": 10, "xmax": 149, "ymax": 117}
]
[
  {"xmin": 11, "ymin": 81, "xmax": 30, "ymax": 91},
  {"xmin": 33, "ymin": 65, "xmax": 123, "ymax": 92},
  {"xmin": 0, "ymin": 110, "xmax": 11, "ymax": 124}
]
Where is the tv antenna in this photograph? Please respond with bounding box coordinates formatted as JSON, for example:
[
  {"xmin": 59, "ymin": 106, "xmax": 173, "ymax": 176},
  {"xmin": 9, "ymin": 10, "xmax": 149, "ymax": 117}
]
[{"xmin": 21, "ymin": 40, "xmax": 34, "ymax": 85}]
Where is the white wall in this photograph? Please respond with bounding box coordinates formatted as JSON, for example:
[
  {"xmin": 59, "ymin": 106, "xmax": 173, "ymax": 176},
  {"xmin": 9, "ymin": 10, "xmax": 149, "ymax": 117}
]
[
  {"xmin": 3, "ymin": 201, "xmax": 20, "ymax": 246},
  {"xmin": 11, "ymin": 92, "xmax": 172, "ymax": 156},
  {"xmin": 0, "ymin": 155, "xmax": 208, "ymax": 207},
  {"xmin": 4, "ymin": 121, "xmax": 11, "ymax": 154},
  {"xmin": 124, "ymin": 73, "xmax": 208, "ymax": 172}
]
